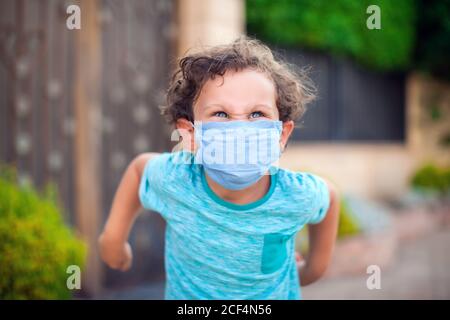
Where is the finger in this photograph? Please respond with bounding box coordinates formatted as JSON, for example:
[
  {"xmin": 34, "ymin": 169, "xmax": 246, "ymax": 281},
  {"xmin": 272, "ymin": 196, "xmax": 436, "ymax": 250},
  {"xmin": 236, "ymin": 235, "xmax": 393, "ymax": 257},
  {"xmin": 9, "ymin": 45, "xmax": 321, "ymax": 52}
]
[
  {"xmin": 120, "ymin": 258, "xmax": 132, "ymax": 272},
  {"xmin": 109, "ymin": 261, "xmax": 123, "ymax": 270}
]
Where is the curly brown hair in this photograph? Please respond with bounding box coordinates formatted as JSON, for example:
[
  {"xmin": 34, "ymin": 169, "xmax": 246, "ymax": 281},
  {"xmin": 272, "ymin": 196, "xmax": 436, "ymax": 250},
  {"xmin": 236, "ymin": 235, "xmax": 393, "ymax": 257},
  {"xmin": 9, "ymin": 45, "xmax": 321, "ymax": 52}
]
[{"xmin": 161, "ymin": 36, "xmax": 316, "ymax": 124}]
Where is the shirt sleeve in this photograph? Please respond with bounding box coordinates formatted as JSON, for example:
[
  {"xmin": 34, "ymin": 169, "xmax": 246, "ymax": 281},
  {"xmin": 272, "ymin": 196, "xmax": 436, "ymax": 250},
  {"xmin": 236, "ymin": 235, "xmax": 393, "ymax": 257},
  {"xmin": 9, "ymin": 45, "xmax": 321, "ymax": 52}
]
[
  {"xmin": 138, "ymin": 153, "xmax": 171, "ymax": 215},
  {"xmin": 303, "ymin": 173, "xmax": 331, "ymax": 224}
]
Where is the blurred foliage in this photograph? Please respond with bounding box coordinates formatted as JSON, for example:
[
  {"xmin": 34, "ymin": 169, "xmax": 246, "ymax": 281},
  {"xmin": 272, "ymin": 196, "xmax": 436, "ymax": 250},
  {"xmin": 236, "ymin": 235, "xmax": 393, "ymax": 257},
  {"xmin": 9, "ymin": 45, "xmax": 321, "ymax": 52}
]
[
  {"xmin": 415, "ymin": 0, "xmax": 450, "ymax": 81},
  {"xmin": 338, "ymin": 198, "xmax": 361, "ymax": 238},
  {"xmin": 246, "ymin": 0, "xmax": 417, "ymax": 71},
  {"xmin": 411, "ymin": 164, "xmax": 450, "ymax": 195},
  {"xmin": 0, "ymin": 166, "xmax": 86, "ymax": 299}
]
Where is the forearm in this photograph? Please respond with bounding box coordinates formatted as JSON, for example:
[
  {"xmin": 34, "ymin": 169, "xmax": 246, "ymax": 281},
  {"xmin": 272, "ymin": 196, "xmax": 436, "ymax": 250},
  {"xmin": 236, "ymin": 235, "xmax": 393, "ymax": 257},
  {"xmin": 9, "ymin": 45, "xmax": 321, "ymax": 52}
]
[
  {"xmin": 300, "ymin": 182, "xmax": 340, "ymax": 286},
  {"xmin": 101, "ymin": 163, "xmax": 141, "ymax": 243},
  {"xmin": 100, "ymin": 153, "xmax": 156, "ymax": 243},
  {"xmin": 98, "ymin": 153, "xmax": 158, "ymax": 271}
]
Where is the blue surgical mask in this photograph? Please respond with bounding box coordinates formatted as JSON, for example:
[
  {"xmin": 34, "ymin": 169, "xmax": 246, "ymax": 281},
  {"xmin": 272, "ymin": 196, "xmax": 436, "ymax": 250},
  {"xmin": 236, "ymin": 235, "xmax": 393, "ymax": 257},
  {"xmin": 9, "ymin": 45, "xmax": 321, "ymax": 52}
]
[{"xmin": 193, "ymin": 120, "xmax": 283, "ymax": 190}]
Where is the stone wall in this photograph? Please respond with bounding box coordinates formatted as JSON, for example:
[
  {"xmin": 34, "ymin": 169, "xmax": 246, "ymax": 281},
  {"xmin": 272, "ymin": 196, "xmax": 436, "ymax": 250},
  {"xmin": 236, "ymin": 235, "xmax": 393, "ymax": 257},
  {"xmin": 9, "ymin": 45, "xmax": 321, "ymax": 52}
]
[
  {"xmin": 279, "ymin": 143, "xmax": 416, "ymax": 200},
  {"xmin": 407, "ymin": 73, "xmax": 450, "ymax": 167}
]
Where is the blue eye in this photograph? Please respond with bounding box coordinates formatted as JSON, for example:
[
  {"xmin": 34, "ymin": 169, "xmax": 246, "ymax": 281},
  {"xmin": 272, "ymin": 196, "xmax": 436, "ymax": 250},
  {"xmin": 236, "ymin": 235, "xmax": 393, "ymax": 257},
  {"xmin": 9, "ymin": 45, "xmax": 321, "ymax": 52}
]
[
  {"xmin": 249, "ymin": 111, "xmax": 264, "ymax": 119},
  {"xmin": 213, "ymin": 111, "xmax": 228, "ymax": 118}
]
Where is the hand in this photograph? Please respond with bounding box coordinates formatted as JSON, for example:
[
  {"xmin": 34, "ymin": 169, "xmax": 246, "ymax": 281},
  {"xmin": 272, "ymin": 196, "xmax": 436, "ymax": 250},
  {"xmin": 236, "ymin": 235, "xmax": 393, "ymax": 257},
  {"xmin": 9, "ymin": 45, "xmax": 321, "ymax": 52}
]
[
  {"xmin": 98, "ymin": 233, "xmax": 133, "ymax": 271},
  {"xmin": 296, "ymin": 251, "xmax": 324, "ymax": 286},
  {"xmin": 295, "ymin": 251, "xmax": 306, "ymax": 269}
]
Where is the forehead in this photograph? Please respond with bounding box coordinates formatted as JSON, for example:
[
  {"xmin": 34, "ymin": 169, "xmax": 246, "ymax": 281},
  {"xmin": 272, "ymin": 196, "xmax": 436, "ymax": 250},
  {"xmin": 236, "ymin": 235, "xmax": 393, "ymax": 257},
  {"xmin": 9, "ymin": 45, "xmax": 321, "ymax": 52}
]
[{"xmin": 195, "ymin": 69, "xmax": 277, "ymax": 108}]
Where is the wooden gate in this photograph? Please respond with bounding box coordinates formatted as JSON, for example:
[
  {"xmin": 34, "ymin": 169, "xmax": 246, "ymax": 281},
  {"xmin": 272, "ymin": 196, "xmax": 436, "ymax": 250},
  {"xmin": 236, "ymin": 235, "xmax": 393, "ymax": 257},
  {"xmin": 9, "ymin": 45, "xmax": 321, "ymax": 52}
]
[{"xmin": 0, "ymin": 0, "xmax": 175, "ymax": 294}]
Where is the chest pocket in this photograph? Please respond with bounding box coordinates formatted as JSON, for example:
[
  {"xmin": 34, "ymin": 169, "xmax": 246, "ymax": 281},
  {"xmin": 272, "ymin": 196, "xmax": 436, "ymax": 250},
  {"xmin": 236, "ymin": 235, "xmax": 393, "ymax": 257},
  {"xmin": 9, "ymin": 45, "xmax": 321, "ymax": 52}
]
[{"xmin": 261, "ymin": 233, "xmax": 291, "ymax": 274}]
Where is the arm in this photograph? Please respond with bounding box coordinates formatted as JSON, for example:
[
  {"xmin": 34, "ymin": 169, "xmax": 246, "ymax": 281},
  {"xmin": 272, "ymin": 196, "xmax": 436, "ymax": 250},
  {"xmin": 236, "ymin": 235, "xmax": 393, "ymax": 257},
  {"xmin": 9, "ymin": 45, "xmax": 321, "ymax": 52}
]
[
  {"xmin": 299, "ymin": 181, "xmax": 340, "ymax": 286},
  {"xmin": 98, "ymin": 152, "xmax": 159, "ymax": 271}
]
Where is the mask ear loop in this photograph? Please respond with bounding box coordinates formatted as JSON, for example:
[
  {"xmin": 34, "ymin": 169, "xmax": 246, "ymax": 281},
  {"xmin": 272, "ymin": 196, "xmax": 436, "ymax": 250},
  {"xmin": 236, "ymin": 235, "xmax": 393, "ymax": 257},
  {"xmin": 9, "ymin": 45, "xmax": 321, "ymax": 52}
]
[
  {"xmin": 190, "ymin": 121, "xmax": 199, "ymax": 154},
  {"xmin": 190, "ymin": 120, "xmax": 201, "ymax": 132},
  {"xmin": 281, "ymin": 140, "xmax": 288, "ymax": 153},
  {"xmin": 279, "ymin": 128, "xmax": 285, "ymax": 153},
  {"xmin": 279, "ymin": 124, "xmax": 286, "ymax": 154}
]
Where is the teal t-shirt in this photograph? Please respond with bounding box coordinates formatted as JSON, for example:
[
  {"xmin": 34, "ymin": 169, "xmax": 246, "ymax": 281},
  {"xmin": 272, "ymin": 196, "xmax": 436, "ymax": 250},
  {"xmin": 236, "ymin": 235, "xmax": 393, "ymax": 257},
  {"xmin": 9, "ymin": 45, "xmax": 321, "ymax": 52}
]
[{"xmin": 138, "ymin": 151, "xmax": 330, "ymax": 300}]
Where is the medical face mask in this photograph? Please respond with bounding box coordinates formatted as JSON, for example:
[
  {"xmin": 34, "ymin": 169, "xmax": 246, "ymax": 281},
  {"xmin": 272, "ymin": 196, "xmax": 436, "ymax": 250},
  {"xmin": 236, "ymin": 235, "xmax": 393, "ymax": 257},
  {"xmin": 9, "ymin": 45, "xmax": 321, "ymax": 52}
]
[{"xmin": 193, "ymin": 120, "xmax": 283, "ymax": 190}]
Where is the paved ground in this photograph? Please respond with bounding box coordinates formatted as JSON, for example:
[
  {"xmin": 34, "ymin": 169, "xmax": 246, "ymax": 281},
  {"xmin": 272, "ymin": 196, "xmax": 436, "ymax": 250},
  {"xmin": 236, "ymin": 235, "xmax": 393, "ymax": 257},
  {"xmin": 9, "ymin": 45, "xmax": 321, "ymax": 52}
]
[
  {"xmin": 99, "ymin": 227, "xmax": 450, "ymax": 300},
  {"xmin": 302, "ymin": 227, "xmax": 450, "ymax": 299}
]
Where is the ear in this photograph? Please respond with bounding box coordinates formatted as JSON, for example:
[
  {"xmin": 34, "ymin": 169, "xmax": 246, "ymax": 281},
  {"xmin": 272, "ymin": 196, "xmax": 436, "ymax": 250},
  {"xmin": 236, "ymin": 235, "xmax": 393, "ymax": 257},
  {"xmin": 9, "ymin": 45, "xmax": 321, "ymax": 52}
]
[
  {"xmin": 280, "ymin": 120, "xmax": 294, "ymax": 152},
  {"xmin": 175, "ymin": 118, "xmax": 195, "ymax": 152}
]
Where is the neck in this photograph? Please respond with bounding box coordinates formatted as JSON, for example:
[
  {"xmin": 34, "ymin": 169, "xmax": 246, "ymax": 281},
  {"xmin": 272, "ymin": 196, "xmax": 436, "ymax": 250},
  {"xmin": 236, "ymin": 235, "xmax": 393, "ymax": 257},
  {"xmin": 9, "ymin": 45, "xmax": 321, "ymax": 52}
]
[{"xmin": 205, "ymin": 173, "xmax": 271, "ymax": 205}]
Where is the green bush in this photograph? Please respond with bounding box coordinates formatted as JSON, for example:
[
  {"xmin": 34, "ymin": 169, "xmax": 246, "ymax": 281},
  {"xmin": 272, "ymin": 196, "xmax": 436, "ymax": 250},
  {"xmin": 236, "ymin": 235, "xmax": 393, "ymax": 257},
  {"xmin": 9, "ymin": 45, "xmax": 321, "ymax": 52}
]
[
  {"xmin": 410, "ymin": 164, "xmax": 450, "ymax": 195},
  {"xmin": 0, "ymin": 167, "xmax": 86, "ymax": 299},
  {"xmin": 246, "ymin": 0, "xmax": 417, "ymax": 71},
  {"xmin": 338, "ymin": 198, "xmax": 361, "ymax": 238}
]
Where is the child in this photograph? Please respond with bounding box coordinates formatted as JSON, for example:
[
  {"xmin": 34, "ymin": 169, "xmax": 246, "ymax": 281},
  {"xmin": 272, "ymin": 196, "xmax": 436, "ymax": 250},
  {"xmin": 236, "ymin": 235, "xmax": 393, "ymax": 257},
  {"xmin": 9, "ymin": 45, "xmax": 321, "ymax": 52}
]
[{"xmin": 98, "ymin": 37, "xmax": 340, "ymax": 300}]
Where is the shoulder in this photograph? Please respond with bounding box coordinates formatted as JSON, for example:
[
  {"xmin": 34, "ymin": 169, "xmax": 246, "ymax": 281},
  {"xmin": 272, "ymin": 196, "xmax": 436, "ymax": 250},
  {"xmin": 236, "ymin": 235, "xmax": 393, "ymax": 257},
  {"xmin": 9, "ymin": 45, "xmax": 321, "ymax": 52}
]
[
  {"xmin": 138, "ymin": 151, "xmax": 199, "ymax": 213},
  {"xmin": 133, "ymin": 152, "xmax": 161, "ymax": 176},
  {"xmin": 276, "ymin": 168, "xmax": 330, "ymax": 207},
  {"xmin": 275, "ymin": 168, "xmax": 332, "ymax": 223},
  {"xmin": 276, "ymin": 168, "xmax": 329, "ymax": 193},
  {"xmin": 140, "ymin": 150, "xmax": 198, "ymax": 182}
]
